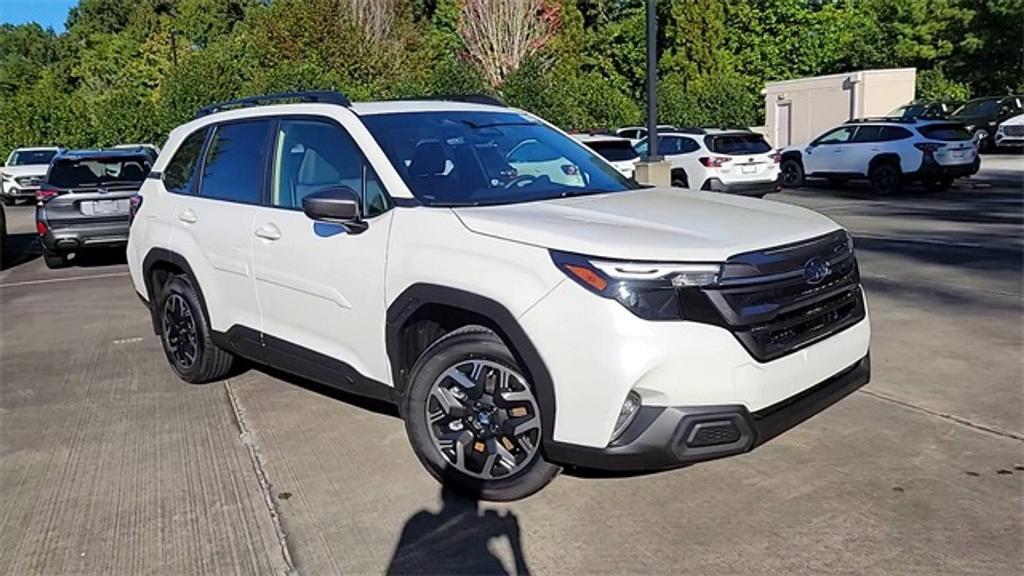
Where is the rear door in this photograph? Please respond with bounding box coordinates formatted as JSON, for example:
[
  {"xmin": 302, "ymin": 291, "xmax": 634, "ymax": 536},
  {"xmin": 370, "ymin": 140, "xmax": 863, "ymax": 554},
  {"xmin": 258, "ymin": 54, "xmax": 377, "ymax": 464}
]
[{"xmin": 173, "ymin": 119, "xmax": 273, "ymax": 333}]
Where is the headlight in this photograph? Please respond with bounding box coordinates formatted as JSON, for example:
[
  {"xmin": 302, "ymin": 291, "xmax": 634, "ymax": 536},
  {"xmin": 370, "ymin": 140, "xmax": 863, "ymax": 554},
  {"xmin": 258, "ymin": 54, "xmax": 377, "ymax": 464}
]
[
  {"xmin": 550, "ymin": 250, "xmax": 721, "ymax": 320},
  {"xmin": 0, "ymin": 172, "xmax": 10, "ymax": 181}
]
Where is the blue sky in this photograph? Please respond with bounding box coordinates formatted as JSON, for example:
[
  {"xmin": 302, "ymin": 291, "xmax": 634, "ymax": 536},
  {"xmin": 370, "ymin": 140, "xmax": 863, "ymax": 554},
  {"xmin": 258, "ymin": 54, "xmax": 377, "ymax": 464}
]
[{"xmin": 1, "ymin": 0, "xmax": 77, "ymax": 32}]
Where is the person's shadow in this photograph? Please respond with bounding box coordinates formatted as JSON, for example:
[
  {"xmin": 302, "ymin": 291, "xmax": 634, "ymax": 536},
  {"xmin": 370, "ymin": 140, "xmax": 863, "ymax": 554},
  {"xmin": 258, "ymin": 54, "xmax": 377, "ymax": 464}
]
[{"xmin": 386, "ymin": 487, "xmax": 530, "ymax": 576}]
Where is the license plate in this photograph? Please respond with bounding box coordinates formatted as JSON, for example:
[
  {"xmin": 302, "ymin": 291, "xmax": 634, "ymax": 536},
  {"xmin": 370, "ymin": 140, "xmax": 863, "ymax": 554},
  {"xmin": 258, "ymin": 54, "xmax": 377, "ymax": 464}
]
[
  {"xmin": 741, "ymin": 165, "xmax": 758, "ymax": 174},
  {"xmin": 83, "ymin": 199, "xmax": 128, "ymax": 215},
  {"xmin": 951, "ymin": 150, "xmax": 966, "ymax": 158}
]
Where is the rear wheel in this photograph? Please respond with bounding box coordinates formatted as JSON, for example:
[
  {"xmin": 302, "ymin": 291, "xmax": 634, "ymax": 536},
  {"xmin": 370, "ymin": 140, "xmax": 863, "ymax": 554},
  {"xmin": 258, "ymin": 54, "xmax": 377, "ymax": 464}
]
[
  {"xmin": 780, "ymin": 159, "xmax": 804, "ymax": 188},
  {"xmin": 158, "ymin": 275, "xmax": 234, "ymax": 383},
  {"xmin": 868, "ymin": 162, "xmax": 902, "ymax": 196},
  {"xmin": 670, "ymin": 170, "xmax": 689, "ymax": 189},
  {"xmin": 43, "ymin": 252, "xmax": 67, "ymax": 269},
  {"xmin": 403, "ymin": 326, "xmax": 560, "ymax": 501}
]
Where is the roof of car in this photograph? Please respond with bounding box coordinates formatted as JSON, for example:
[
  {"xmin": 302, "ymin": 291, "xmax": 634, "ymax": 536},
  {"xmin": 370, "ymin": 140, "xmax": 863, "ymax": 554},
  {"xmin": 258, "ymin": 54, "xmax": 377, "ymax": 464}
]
[
  {"xmin": 571, "ymin": 133, "xmax": 632, "ymax": 143},
  {"xmin": 12, "ymin": 146, "xmax": 60, "ymax": 152},
  {"xmin": 54, "ymin": 149, "xmax": 153, "ymax": 161},
  {"xmin": 351, "ymin": 100, "xmax": 515, "ymax": 116}
]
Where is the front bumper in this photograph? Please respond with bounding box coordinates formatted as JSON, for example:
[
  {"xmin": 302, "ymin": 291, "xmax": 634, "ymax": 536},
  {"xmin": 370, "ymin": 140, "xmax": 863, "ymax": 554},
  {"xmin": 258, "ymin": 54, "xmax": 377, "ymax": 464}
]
[
  {"xmin": 701, "ymin": 176, "xmax": 782, "ymax": 197},
  {"xmin": 995, "ymin": 134, "xmax": 1024, "ymax": 147},
  {"xmin": 2, "ymin": 185, "xmax": 38, "ymax": 199},
  {"xmin": 547, "ymin": 354, "xmax": 870, "ymax": 471},
  {"xmin": 40, "ymin": 219, "xmax": 130, "ymax": 253}
]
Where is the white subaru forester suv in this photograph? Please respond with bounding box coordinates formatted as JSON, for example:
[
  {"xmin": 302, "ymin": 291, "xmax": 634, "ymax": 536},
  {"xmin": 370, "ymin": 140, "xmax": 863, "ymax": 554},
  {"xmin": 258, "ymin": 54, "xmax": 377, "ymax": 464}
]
[{"xmin": 127, "ymin": 92, "xmax": 871, "ymax": 501}]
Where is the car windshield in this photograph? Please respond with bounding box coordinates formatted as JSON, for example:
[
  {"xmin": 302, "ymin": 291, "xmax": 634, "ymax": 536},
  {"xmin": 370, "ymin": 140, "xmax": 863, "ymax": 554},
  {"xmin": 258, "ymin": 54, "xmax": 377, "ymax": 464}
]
[
  {"xmin": 705, "ymin": 133, "xmax": 772, "ymax": 155},
  {"xmin": 584, "ymin": 140, "xmax": 640, "ymax": 162},
  {"xmin": 47, "ymin": 156, "xmax": 150, "ymax": 189},
  {"xmin": 890, "ymin": 104, "xmax": 925, "ymax": 118},
  {"xmin": 361, "ymin": 111, "xmax": 641, "ymax": 206},
  {"xmin": 953, "ymin": 99, "xmax": 998, "ymax": 117},
  {"xmin": 9, "ymin": 150, "xmax": 57, "ymax": 166}
]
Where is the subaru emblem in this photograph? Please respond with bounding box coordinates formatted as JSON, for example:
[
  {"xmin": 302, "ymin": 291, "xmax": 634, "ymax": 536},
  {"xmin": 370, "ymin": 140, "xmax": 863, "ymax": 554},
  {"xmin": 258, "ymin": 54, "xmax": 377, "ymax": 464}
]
[{"xmin": 803, "ymin": 257, "xmax": 831, "ymax": 285}]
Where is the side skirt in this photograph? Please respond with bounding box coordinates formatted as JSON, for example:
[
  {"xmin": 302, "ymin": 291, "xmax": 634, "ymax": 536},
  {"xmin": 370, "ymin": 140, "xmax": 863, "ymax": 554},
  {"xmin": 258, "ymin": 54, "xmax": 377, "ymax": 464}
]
[{"xmin": 211, "ymin": 325, "xmax": 397, "ymax": 405}]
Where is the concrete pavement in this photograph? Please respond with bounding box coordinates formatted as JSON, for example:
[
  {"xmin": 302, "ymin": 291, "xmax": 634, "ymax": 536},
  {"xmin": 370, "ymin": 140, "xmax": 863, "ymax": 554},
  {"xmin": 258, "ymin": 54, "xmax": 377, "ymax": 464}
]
[{"xmin": 1, "ymin": 155, "xmax": 1021, "ymax": 575}]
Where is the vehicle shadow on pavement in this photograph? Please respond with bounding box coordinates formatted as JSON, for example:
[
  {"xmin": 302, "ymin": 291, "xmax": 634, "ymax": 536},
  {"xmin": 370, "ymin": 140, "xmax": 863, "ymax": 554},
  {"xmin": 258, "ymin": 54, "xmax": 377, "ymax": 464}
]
[
  {"xmin": 386, "ymin": 487, "xmax": 530, "ymax": 576},
  {"xmin": 1, "ymin": 233, "xmax": 40, "ymax": 271}
]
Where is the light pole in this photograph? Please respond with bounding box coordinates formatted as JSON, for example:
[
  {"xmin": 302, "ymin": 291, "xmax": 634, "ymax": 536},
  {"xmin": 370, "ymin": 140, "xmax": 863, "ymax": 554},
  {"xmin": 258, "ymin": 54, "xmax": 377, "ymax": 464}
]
[{"xmin": 645, "ymin": 0, "xmax": 659, "ymax": 161}]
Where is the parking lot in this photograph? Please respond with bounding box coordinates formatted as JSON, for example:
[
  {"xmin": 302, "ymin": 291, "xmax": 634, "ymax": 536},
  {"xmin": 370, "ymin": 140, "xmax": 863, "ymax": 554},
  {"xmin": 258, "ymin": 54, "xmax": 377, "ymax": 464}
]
[{"xmin": 1, "ymin": 156, "xmax": 1021, "ymax": 575}]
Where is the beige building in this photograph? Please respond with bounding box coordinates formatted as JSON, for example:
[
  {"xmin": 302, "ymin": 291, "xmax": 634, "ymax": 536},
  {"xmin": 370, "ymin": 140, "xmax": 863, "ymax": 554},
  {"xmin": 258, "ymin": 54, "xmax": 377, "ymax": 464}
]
[{"xmin": 763, "ymin": 68, "xmax": 916, "ymax": 147}]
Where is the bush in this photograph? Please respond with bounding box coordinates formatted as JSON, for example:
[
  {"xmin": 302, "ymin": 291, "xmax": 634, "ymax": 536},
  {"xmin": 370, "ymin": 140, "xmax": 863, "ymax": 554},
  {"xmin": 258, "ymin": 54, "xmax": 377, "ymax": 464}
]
[{"xmin": 659, "ymin": 69, "xmax": 761, "ymax": 128}]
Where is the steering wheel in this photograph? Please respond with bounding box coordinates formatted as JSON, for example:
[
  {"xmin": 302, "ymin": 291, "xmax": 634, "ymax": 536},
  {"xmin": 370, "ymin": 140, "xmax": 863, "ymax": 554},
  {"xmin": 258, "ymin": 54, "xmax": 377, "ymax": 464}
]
[{"xmin": 504, "ymin": 174, "xmax": 538, "ymax": 189}]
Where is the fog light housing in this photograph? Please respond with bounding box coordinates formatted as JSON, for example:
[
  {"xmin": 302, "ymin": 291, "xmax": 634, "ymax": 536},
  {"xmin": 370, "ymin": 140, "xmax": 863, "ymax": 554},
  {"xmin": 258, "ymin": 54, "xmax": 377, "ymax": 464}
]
[{"xmin": 611, "ymin": 391, "xmax": 642, "ymax": 442}]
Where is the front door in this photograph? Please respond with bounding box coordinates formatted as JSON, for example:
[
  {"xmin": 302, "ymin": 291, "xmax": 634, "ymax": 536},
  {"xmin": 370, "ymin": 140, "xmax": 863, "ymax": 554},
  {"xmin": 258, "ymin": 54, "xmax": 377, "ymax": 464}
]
[
  {"xmin": 251, "ymin": 116, "xmax": 395, "ymax": 385},
  {"xmin": 804, "ymin": 126, "xmax": 857, "ymax": 175}
]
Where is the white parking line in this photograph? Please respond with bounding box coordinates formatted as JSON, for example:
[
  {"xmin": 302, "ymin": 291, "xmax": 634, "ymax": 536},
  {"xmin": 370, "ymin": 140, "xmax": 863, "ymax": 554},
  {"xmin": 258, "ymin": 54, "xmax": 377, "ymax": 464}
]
[
  {"xmin": 0, "ymin": 271, "xmax": 129, "ymax": 289},
  {"xmin": 112, "ymin": 337, "xmax": 144, "ymax": 345}
]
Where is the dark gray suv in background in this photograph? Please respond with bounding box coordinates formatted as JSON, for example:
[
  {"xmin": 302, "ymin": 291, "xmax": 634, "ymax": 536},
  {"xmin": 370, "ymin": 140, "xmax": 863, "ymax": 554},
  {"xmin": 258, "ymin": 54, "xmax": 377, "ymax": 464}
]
[{"xmin": 35, "ymin": 149, "xmax": 150, "ymax": 268}]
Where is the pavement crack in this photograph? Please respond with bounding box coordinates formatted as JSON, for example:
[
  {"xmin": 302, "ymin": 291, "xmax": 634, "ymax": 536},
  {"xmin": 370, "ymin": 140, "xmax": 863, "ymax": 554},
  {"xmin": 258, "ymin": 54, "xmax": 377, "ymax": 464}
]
[
  {"xmin": 224, "ymin": 380, "xmax": 299, "ymax": 576},
  {"xmin": 859, "ymin": 388, "xmax": 1024, "ymax": 442}
]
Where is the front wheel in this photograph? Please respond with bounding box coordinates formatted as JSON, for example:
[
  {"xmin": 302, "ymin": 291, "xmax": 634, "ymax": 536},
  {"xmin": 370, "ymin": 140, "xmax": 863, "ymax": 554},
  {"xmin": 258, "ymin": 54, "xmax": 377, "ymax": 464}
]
[
  {"xmin": 780, "ymin": 159, "xmax": 804, "ymax": 188},
  {"xmin": 403, "ymin": 326, "xmax": 560, "ymax": 501}
]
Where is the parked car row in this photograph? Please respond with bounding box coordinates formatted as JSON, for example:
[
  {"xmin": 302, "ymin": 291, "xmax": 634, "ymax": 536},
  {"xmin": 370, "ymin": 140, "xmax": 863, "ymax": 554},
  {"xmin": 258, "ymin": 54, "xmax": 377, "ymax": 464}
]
[{"xmin": 888, "ymin": 95, "xmax": 1024, "ymax": 151}]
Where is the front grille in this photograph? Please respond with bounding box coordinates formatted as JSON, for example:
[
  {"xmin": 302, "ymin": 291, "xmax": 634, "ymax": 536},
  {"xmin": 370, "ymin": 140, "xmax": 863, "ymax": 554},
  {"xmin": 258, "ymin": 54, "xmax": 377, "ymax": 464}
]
[
  {"xmin": 699, "ymin": 231, "xmax": 865, "ymax": 362},
  {"xmin": 16, "ymin": 176, "xmax": 40, "ymax": 187},
  {"xmin": 1004, "ymin": 125, "xmax": 1024, "ymax": 137}
]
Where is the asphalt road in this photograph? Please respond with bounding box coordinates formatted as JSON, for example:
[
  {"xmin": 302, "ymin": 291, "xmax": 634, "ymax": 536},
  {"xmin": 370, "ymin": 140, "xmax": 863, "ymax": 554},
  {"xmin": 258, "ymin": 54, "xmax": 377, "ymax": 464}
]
[{"xmin": 1, "ymin": 156, "xmax": 1022, "ymax": 575}]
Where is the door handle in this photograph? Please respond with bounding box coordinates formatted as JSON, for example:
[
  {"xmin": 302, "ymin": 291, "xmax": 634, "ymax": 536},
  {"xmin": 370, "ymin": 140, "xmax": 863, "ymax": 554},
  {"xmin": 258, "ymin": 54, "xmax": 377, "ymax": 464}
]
[
  {"xmin": 255, "ymin": 223, "xmax": 281, "ymax": 241},
  {"xmin": 178, "ymin": 209, "xmax": 197, "ymax": 224}
]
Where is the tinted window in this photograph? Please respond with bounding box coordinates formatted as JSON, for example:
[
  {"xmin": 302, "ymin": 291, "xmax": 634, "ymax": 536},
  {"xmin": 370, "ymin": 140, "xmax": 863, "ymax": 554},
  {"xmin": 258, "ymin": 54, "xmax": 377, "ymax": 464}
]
[
  {"xmin": 362, "ymin": 111, "xmax": 638, "ymax": 207},
  {"xmin": 815, "ymin": 127, "xmax": 856, "ymax": 144},
  {"xmin": 9, "ymin": 150, "xmax": 57, "ymax": 166},
  {"xmin": 953, "ymin": 99, "xmax": 998, "ymax": 117},
  {"xmin": 48, "ymin": 156, "xmax": 150, "ymax": 189},
  {"xmin": 917, "ymin": 123, "xmax": 972, "ymax": 141},
  {"xmin": 271, "ymin": 119, "xmax": 391, "ymax": 217},
  {"xmin": 199, "ymin": 120, "xmax": 272, "ymax": 203},
  {"xmin": 635, "ymin": 136, "xmax": 698, "ymax": 156},
  {"xmin": 706, "ymin": 134, "xmax": 772, "ymax": 154},
  {"xmin": 880, "ymin": 126, "xmax": 912, "ymax": 141},
  {"xmin": 585, "ymin": 140, "xmax": 640, "ymax": 162},
  {"xmin": 852, "ymin": 126, "xmax": 885, "ymax": 142},
  {"xmin": 163, "ymin": 129, "xmax": 207, "ymax": 194}
]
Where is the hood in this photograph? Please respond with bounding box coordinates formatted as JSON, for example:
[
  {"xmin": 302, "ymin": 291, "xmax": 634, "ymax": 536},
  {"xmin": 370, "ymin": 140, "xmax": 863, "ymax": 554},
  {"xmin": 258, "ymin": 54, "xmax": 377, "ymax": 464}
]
[
  {"xmin": 1001, "ymin": 114, "xmax": 1024, "ymax": 126},
  {"xmin": 453, "ymin": 188, "xmax": 841, "ymax": 262},
  {"xmin": 1, "ymin": 164, "xmax": 49, "ymax": 178}
]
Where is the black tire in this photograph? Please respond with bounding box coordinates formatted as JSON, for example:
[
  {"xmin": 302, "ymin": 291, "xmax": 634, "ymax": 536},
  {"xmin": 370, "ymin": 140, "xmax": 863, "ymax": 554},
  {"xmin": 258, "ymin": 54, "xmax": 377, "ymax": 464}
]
[
  {"xmin": 827, "ymin": 177, "xmax": 850, "ymax": 187},
  {"xmin": 157, "ymin": 275, "xmax": 234, "ymax": 383},
  {"xmin": 403, "ymin": 326, "xmax": 560, "ymax": 501},
  {"xmin": 671, "ymin": 170, "xmax": 689, "ymax": 189},
  {"xmin": 868, "ymin": 162, "xmax": 902, "ymax": 196},
  {"xmin": 780, "ymin": 159, "xmax": 804, "ymax": 188},
  {"xmin": 43, "ymin": 252, "xmax": 67, "ymax": 269}
]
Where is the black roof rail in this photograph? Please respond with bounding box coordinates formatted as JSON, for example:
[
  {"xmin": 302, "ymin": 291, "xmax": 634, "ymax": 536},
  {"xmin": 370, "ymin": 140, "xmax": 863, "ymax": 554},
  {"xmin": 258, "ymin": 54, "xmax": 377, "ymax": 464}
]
[
  {"xmin": 393, "ymin": 94, "xmax": 508, "ymax": 107},
  {"xmin": 195, "ymin": 90, "xmax": 351, "ymax": 118},
  {"xmin": 845, "ymin": 116, "xmax": 917, "ymax": 124}
]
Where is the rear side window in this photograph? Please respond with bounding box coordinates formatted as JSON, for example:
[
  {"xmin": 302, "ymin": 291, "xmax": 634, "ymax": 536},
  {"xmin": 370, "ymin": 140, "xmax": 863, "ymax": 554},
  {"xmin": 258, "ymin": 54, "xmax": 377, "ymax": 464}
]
[
  {"xmin": 917, "ymin": 123, "xmax": 973, "ymax": 141},
  {"xmin": 585, "ymin": 140, "xmax": 640, "ymax": 162},
  {"xmin": 48, "ymin": 156, "xmax": 150, "ymax": 189},
  {"xmin": 199, "ymin": 120, "xmax": 273, "ymax": 204},
  {"xmin": 163, "ymin": 129, "xmax": 207, "ymax": 194},
  {"xmin": 852, "ymin": 126, "xmax": 884, "ymax": 142},
  {"xmin": 706, "ymin": 134, "xmax": 771, "ymax": 154},
  {"xmin": 880, "ymin": 126, "xmax": 912, "ymax": 141}
]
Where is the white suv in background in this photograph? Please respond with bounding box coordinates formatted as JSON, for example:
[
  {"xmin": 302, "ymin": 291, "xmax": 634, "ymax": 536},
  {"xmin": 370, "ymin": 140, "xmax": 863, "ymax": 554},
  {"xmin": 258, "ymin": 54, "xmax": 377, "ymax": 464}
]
[
  {"xmin": 635, "ymin": 129, "xmax": 781, "ymax": 197},
  {"xmin": 780, "ymin": 118, "xmax": 980, "ymax": 195},
  {"xmin": 995, "ymin": 114, "xmax": 1024, "ymax": 148},
  {"xmin": 1, "ymin": 147, "xmax": 61, "ymax": 205},
  {"xmin": 128, "ymin": 92, "xmax": 871, "ymax": 500},
  {"xmin": 571, "ymin": 133, "xmax": 640, "ymax": 177}
]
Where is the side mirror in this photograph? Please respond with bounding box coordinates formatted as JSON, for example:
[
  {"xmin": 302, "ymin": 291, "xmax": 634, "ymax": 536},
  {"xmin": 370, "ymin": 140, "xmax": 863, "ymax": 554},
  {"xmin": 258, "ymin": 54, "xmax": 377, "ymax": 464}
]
[{"xmin": 302, "ymin": 186, "xmax": 367, "ymax": 233}]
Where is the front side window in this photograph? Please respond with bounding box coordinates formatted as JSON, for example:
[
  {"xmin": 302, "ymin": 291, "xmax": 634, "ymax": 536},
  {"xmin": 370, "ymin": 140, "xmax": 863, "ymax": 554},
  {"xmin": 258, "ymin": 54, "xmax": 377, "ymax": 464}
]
[
  {"xmin": 48, "ymin": 156, "xmax": 150, "ymax": 189},
  {"xmin": 814, "ymin": 127, "xmax": 856, "ymax": 145},
  {"xmin": 362, "ymin": 112, "xmax": 639, "ymax": 207},
  {"xmin": 163, "ymin": 129, "xmax": 207, "ymax": 194},
  {"xmin": 199, "ymin": 120, "xmax": 272, "ymax": 204},
  {"xmin": 8, "ymin": 149, "xmax": 57, "ymax": 166},
  {"xmin": 271, "ymin": 119, "xmax": 391, "ymax": 217}
]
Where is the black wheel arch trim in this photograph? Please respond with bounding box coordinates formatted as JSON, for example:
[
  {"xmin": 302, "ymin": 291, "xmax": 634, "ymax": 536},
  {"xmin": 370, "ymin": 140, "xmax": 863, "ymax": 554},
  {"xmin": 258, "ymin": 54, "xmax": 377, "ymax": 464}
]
[
  {"xmin": 142, "ymin": 248, "xmax": 211, "ymax": 336},
  {"xmin": 386, "ymin": 283, "xmax": 558, "ymax": 452},
  {"xmin": 869, "ymin": 153, "xmax": 902, "ymax": 172}
]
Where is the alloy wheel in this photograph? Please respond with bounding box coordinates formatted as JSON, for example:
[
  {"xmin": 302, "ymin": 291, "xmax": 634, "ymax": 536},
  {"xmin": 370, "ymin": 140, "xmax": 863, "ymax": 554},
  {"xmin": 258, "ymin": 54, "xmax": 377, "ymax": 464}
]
[
  {"xmin": 162, "ymin": 293, "xmax": 199, "ymax": 370},
  {"xmin": 426, "ymin": 360, "xmax": 541, "ymax": 480}
]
